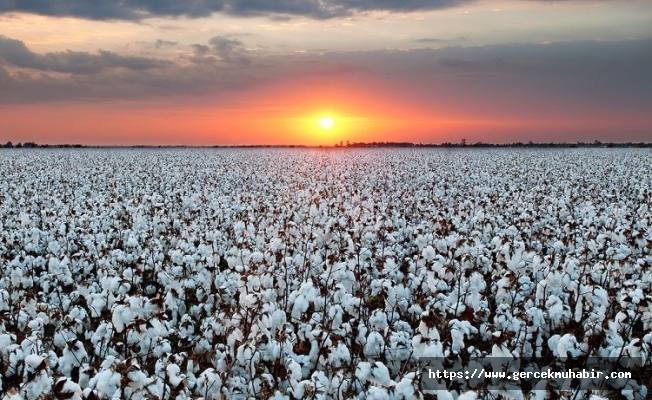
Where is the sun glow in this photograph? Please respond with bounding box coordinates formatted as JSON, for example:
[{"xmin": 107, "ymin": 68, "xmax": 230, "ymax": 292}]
[{"xmin": 319, "ymin": 117, "xmax": 334, "ymax": 130}]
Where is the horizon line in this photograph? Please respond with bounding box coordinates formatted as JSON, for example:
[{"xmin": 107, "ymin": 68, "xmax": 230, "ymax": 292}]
[{"xmin": 2, "ymin": 140, "xmax": 652, "ymax": 149}]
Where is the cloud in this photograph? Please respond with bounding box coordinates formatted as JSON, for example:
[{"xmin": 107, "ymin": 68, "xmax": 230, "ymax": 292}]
[
  {"xmin": 0, "ymin": 36, "xmax": 37, "ymax": 66},
  {"xmin": 0, "ymin": 35, "xmax": 264, "ymax": 102},
  {"xmin": 0, "ymin": 34, "xmax": 650, "ymax": 118},
  {"xmin": 415, "ymin": 37, "xmax": 466, "ymax": 44},
  {"xmin": 208, "ymin": 36, "xmax": 251, "ymax": 65},
  {"xmin": 0, "ymin": 35, "xmax": 169, "ymax": 74},
  {"xmin": 154, "ymin": 39, "xmax": 178, "ymax": 49},
  {"xmin": 0, "ymin": 0, "xmax": 470, "ymax": 21}
]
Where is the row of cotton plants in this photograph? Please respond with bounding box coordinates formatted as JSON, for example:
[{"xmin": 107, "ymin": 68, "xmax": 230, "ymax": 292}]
[{"xmin": 0, "ymin": 148, "xmax": 650, "ymax": 400}]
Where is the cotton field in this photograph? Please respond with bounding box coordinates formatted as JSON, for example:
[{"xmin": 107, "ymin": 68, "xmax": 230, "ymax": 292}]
[{"xmin": 0, "ymin": 148, "xmax": 651, "ymax": 400}]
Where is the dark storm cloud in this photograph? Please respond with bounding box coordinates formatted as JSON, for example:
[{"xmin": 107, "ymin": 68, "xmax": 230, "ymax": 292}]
[
  {"xmin": 0, "ymin": 0, "xmax": 470, "ymax": 21},
  {"xmin": 0, "ymin": 35, "xmax": 169, "ymax": 74}
]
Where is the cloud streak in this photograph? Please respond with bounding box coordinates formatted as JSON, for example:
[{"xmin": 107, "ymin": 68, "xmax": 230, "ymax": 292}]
[
  {"xmin": 0, "ymin": 0, "xmax": 476, "ymax": 21},
  {"xmin": 0, "ymin": 35, "xmax": 169, "ymax": 74}
]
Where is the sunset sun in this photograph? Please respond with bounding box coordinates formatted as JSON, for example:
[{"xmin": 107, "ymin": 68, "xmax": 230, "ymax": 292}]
[{"xmin": 319, "ymin": 117, "xmax": 334, "ymax": 130}]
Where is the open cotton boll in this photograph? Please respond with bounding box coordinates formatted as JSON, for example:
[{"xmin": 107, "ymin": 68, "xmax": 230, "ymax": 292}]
[
  {"xmin": 53, "ymin": 378, "xmax": 83, "ymax": 400},
  {"xmin": 58, "ymin": 340, "xmax": 87, "ymax": 376},
  {"xmin": 449, "ymin": 319, "xmax": 478, "ymax": 353},
  {"xmin": 422, "ymin": 246, "xmax": 436, "ymax": 261},
  {"xmin": 24, "ymin": 354, "xmax": 47, "ymax": 370},
  {"xmin": 556, "ymin": 334, "xmax": 581, "ymax": 358},
  {"xmin": 369, "ymin": 310, "xmax": 389, "ymax": 331},
  {"xmin": 355, "ymin": 362, "xmax": 372, "ymax": 382},
  {"xmin": 111, "ymin": 304, "xmax": 135, "ymax": 333},
  {"xmin": 364, "ymin": 331, "xmax": 385, "ymax": 358},
  {"xmin": 196, "ymin": 368, "xmax": 222, "ymax": 399},
  {"xmin": 291, "ymin": 380, "xmax": 315, "ymax": 399},
  {"xmin": 22, "ymin": 373, "xmax": 52, "ymax": 400},
  {"xmin": 291, "ymin": 295, "xmax": 310, "ymax": 321},
  {"xmin": 435, "ymin": 390, "xmax": 454, "ymax": 400},
  {"xmin": 365, "ymin": 386, "xmax": 390, "ymax": 400},
  {"xmin": 393, "ymin": 373, "xmax": 418, "ymax": 399},
  {"xmin": 167, "ymin": 363, "xmax": 187, "ymax": 389},
  {"xmin": 367, "ymin": 362, "xmax": 393, "ymax": 386},
  {"xmin": 90, "ymin": 369, "xmax": 121, "ymax": 399},
  {"xmin": 458, "ymin": 392, "xmax": 479, "ymax": 400},
  {"xmin": 125, "ymin": 235, "xmax": 139, "ymax": 248}
]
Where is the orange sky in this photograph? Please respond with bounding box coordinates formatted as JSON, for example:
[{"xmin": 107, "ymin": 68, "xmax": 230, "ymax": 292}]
[{"xmin": 2, "ymin": 70, "xmax": 649, "ymax": 146}]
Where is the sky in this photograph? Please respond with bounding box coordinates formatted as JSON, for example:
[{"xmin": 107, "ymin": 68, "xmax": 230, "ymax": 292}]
[{"xmin": 0, "ymin": 0, "xmax": 651, "ymax": 146}]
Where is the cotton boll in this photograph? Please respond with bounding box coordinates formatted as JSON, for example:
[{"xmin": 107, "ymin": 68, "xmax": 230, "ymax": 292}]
[
  {"xmin": 458, "ymin": 391, "xmax": 479, "ymax": 400},
  {"xmin": 418, "ymin": 316, "xmax": 440, "ymax": 341},
  {"xmin": 21, "ymin": 334, "xmax": 44, "ymax": 356},
  {"xmin": 125, "ymin": 235, "xmax": 139, "ymax": 248},
  {"xmin": 422, "ymin": 246, "xmax": 436, "ymax": 261},
  {"xmin": 547, "ymin": 335, "xmax": 561, "ymax": 357},
  {"xmin": 365, "ymin": 386, "xmax": 390, "ymax": 400},
  {"xmin": 59, "ymin": 340, "xmax": 88, "ymax": 376},
  {"xmin": 448, "ymin": 319, "xmax": 478, "ymax": 353},
  {"xmin": 269, "ymin": 391, "xmax": 290, "ymax": 400},
  {"xmin": 53, "ymin": 378, "xmax": 83, "ymax": 400},
  {"xmin": 393, "ymin": 373, "xmax": 418, "ymax": 400},
  {"xmin": 27, "ymin": 318, "xmax": 44, "ymax": 334},
  {"xmin": 111, "ymin": 304, "xmax": 135, "ymax": 333},
  {"xmin": 364, "ymin": 331, "xmax": 385, "ymax": 358},
  {"xmin": 435, "ymin": 390, "xmax": 454, "ymax": 400},
  {"xmin": 286, "ymin": 358, "xmax": 303, "ymax": 390},
  {"xmin": 556, "ymin": 334, "xmax": 581, "ymax": 359},
  {"xmin": 2, "ymin": 386, "xmax": 20, "ymax": 400},
  {"xmin": 369, "ymin": 310, "xmax": 388, "ymax": 332},
  {"xmin": 355, "ymin": 362, "xmax": 372, "ymax": 383},
  {"xmin": 326, "ymin": 342, "xmax": 351, "ymax": 368},
  {"xmin": 196, "ymin": 368, "xmax": 222, "ymax": 399},
  {"xmin": 367, "ymin": 362, "xmax": 393, "ymax": 387},
  {"xmin": 545, "ymin": 295, "xmax": 569, "ymax": 329},
  {"xmin": 291, "ymin": 295, "xmax": 309, "ymax": 321},
  {"xmin": 24, "ymin": 354, "xmax": 46, "ymax": 371},
  {"xmin": 48, "ymin": 240, "xmax": 62, "ymax": 255},
  {"xmin": 239, "ymin": 293, "xmax": 259, "ymax": 309},
  {"xmin": 90, "ymin": 369, "xmax": 121, "ymax": 399},
  {"xmin": 167, "ymin": 363, "xmax": 187, "ymax": 389},
  {"xmin": 153, "ymin": 338, "xmax": 172, "ymax": 358},
  {"xmin": 87, "ymin": 293, "xmax": 107, "ymax": 318},
  {"xmin": 292, "ymin": 380, "xmax": 315, "ymax": 399},
  {"xmin": 22, "ymin": 373, "xmax": 52, "ymax": 400}
]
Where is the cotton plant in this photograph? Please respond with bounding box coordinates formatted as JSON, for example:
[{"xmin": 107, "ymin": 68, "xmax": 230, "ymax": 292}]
[{"xmin": 1, "ymin": 148, "xmax": 651, "ymax": 400}]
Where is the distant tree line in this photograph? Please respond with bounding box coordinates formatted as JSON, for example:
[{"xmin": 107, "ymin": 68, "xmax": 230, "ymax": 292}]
[
  {"xmin": 2, "ymin": 140, "xmax": 651, "ymax": 149},
  {"xmin": 334, "ymin": 140, "xmax": 652, "ymax": 148},
  {"xmin": 1, "ymin": 141, "xmax": 85, "ymax": 148}
]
